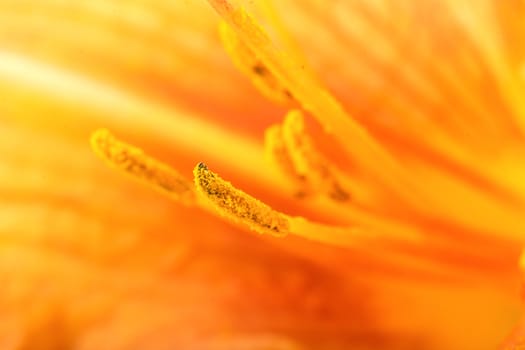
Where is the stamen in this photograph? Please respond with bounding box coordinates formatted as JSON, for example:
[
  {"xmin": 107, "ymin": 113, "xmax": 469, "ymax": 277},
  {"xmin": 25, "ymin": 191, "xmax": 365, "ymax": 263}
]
[
  {"xmin": 253, "ymin": 0, "xmax": 311, "ymax": 71},
  {"xmin": 193, "ymin": 162, "xmax": 290, "ymax": 236},
  {"xmin": 264, "ymin": 124, "xmax": 308, "ymax": 197},
  {"xmin": 219, "ymin": 21, "xmax": 293, "ymax": 104},
  {"xmin": 90, "ymin": 129, "xmax": 195, "ymax": 205},
  {"xmin": 281, "ymin": 110, "xmax": 351, "ymax": 201},
  {"xmin": 207, "ymin": 0, "xmax": 428, "ymax": 208},
  {"xmin": 190, "ymin": 163, "xmax": 475, "ymax": 277},
  {"xmin": 192, "ymin": 163, "xmax": 424, "ymax": 247},
  {"xmin": 209, "ymin": 0, "xmax": 525, "ymax": 240}
]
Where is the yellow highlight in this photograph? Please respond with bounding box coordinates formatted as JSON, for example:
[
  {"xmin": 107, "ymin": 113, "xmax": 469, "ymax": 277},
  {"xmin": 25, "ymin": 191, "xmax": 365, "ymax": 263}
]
[
  {"xmin": 193, "ymin": 162, "xmax": 290, "ymax": 236},
  {"xmin": 90, "ymin": 129, "xmax": 195, "ymax": 205},
  {"xmin": 282, "ymin": 110, "xmax": 314, "ymax": 176},
  {"xmin": 219, "ymin": 21, "xmax": 293, "ymax": 105}
]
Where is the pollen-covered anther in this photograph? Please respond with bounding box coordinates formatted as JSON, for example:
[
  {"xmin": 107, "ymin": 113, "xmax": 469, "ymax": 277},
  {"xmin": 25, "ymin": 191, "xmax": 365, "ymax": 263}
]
[
  {"xmin": 281, "ymin": 110, "xmax": 351, "ymax": 202},
  {"xmin": 193, "ymin": 162, "xmax": 290, "ymax": 236},
  {"xmin": 90, "ymin": 129, "xmax": 195, "ymax": 204},
  {"xmin": 219, "ymin": 21, "xmax": 293, "ymax": 104}
]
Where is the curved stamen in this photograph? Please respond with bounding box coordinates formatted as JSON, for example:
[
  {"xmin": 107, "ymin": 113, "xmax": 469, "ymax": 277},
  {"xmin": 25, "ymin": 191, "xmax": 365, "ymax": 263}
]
[
  {"xmin": 90, "ymin": 129, "xmax": 195, "ymax": 205},
  {"xmin": 281, "ymin": 110, "xmax": 351, "ymax": 202},
  {"xmin": 193, "ymin": 162, "xmax": 290, "ymax": 236},
  {"xmin": 264, "ymin": 123, "xmax": 309, "ymax": 197}
]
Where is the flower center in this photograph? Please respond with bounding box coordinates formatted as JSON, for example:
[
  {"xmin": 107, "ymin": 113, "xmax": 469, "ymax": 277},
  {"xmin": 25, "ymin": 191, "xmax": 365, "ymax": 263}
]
[{"xmin": 91, "ymin": 0, "xmax": 525, "ymax": 282}]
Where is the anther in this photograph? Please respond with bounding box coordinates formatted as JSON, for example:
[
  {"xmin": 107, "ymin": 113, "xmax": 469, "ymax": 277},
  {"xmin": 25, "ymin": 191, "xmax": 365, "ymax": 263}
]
[
  {"xmin": 219, "ymin": 21, "xmax": 293, "ymax": 104},
  {"xmin": 90, "ymin": 129, "xmax": 195, "ymax": 205},
  {"xmin": 193, "ymin": 162, "xmax": 290, "ymax": 236},
  {"xmin": 264, "ymin": 124, "xmax": 309, "ymax": 198},
  {"xmin": 281, "ymin": 110, "xmax": 351, "ymax": 202}
]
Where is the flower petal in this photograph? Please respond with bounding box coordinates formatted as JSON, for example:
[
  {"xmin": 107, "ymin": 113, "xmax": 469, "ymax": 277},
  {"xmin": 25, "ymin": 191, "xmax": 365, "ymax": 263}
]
[{"xmin": 0, "ymin": 0, "xmax": 286, "ymax": 134}]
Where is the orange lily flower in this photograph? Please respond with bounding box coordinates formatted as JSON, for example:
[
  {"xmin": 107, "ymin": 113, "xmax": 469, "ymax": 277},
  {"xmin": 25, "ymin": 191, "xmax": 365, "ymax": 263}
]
[{"xmin": 1, "ymin": 0, "xmax": 525, "ymax": 349}]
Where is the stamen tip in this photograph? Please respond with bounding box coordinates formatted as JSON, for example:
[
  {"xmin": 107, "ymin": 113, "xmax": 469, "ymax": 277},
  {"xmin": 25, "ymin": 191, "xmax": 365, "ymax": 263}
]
[
  {"xmin": 91, "ymin": 128, "xmax": 195, "ymax": 204},
  {"xmin": 193, "ymin": 163, "xmax": 290, "ymax": 237}
]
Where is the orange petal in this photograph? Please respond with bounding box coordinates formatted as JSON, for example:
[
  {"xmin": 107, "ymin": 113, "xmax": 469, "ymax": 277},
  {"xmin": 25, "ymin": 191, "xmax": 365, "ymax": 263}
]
[{"xmin": 0, "ymin": 0, "xmax": 286, "ymax": 134}]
